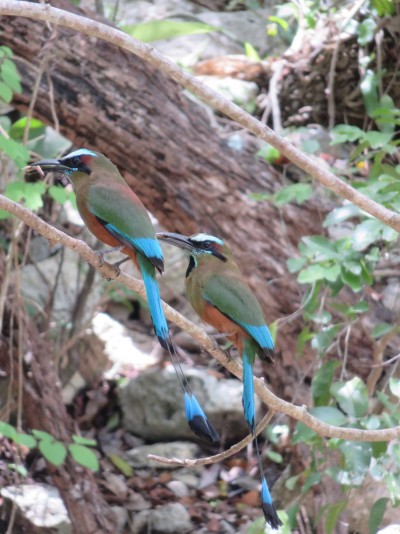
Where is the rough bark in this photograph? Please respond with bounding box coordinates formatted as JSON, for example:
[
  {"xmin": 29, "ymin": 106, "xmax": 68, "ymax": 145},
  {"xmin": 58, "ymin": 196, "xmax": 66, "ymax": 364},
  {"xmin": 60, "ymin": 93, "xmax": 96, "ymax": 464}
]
[
  {"xmin": 0, "ymin": 256, "xmax": 115, "ymax": 534},
  {"xmin": 0, "ymin": 0, "xmax": 371, "ymax": 370}
]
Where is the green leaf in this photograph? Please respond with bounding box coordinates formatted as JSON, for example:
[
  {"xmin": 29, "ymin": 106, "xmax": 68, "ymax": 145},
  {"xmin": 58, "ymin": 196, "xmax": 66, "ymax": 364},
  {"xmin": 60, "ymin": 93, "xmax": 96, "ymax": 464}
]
[
  {"xmin": 311, "ymin": 325, "xmax": 341, "ymax": 353},
  {"xmin": 122, "ymin": 20, "xmax": 219, "ymax": 42},
  {"xmin": 372, "ymin": 0, "xmax": 395, "ymax": 15},
  {"xmin": 368, "ymin": 498, "xmax": 389, "ymax": 534},
  {"xmin": 357, "ymin": 18, "xmax": 377, "ymax": 45},
  {"xmin": 14, "ymin": 432, "xmax": 37, "ymax": 449},
  {"xmin": 340, "ymin": 441, "xmax": 372, "ymax": 479},
  {"xmin": 9, "ymin": 117, "xmax": 45, "ymax": 141},
  {"xmin": 287, "ymin": 257, "xmax": 306, "ymax": 273},
  {"xmin": 0, "ymin": 81, "xmax": 12, "ymax": 102},
  {"xmin": 352, "ymin": 219, "xmax": 385, "ymax": 251},
  {"xmin": 9, "ymin": 463, "xmax": 28, "ymax": 477},
  {"xmin": 311, "ymin": 360, "xmax": 340, "ymax": 405},
  {"xmin": 268, "ymin": 15, "xmax": 289, "ymax": 31},
  {"xmin": 256, "ymin": 143, "xmax": 281, "ymax": 163},
  {"xmin": 0, "ymin": 421, "xmax": 17, "ymax": 439},
  {"xmin": 323, "ymin": 204, "xmax": 361, "ymax": 227},
  {"xmin": 325, "ymin": 500, "xmax": 347, "ymax": 534},
  {"xmin": 302, "ymin": 235, "xmax": 342, "ymax": 260},
  {"xmin": 0, "ymin": 46, "xmax": 13, "ymax": 57},
  {"xmin": 106, "ymin": 452, "xmax": 134, "ymax": 477},
  {"xmin": 302, "ymin": 471, "xmax": 321, "ymax": 493},
  {"xmin": 244, "ymin": 42, "xmax": 260, "ymax": 62},
  {"xmin": 24, "ymin": 182, "xmax": 46, "ymax": 210},
  {"xmin": 48, "ymin": 185, "xmax": 68, "ymax": 205},
  {"xmin": 32, "ymin": 429, "xmax": 57, "ymax": 442},
  {"xmin": 68, "ymin": 444, "xmax": 99, "ymax": 471},
  {"xmin": 365, "ymin": 131, "xmax": 393, "ymax": 149},
  {"xmin": 341, "ymin": 268, "xmax": 362, "ymax": 292},
  {"xmin": 331, "ymin": 125, "xmax": 365, "ymax": 145},
  {"xmin": 298, "ymin": 264, "xmax": 340, "ymax": 284},
  {"xmin": 265, "ymin": 450, "xmax": 283, "ymax": 463},
  {"xmin": 274, "ymin": 183, "xmax": 313, "ymax": 205},
  {"xmin": 1, "ymin": 58, "xmax": 21, "ymax": 93},
  {"xmin": 72, "ymin": 435, "xmax": 97, "ymax": 446},
  {"xmin": 360, "ymin": 70, "xmax": 379, "ymax": 117},
  {"xmin": 0, "ymin": 136, "xmax": 30, "ymax": 167},
  {"xmin": 389, "ymin": 377, "xmax": 400, "ymax": 398},
  {"xmin": 39, "ymin": 440, "xmax": 67, "ymax": 467},
  {"xmin": 311, "ymin": 406, "xmax": 348, "ymax": 426},
  {"xmin": 330, "ymin": 377, "xmax": 369, "ymax": 417}
]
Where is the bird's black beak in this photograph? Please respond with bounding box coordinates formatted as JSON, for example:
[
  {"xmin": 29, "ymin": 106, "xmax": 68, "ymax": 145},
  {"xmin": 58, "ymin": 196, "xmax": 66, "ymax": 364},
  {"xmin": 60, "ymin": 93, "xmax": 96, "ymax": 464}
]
[
  {"xmin": 157, "ymin": 232, "xmax": 197, "ymax": 252},
  {"xmin": 24, "ymin": 158, "xmax": 70, "ymax": 178}
]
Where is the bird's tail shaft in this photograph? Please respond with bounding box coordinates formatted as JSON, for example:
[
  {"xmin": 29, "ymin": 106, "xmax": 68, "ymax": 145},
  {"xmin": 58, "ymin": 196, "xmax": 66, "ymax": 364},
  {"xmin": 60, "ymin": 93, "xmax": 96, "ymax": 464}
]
[
  {"xmin": 138, "ymin": 255, "xmax": 220, "ymax": 444},
  {"xmin": 242, "ymin": 338, "xmax": 282, "ymax": 529}
]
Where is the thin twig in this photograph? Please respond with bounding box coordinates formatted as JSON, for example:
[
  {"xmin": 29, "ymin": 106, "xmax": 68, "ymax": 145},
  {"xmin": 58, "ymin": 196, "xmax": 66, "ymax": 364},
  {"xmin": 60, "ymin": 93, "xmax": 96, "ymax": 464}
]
[
  {"xmin": 1, "ymin": 1, "xmax": 400, "ymax": 231},
  {"xmin": 149, "ymin": 411, "xmax": 275, "ymax": 466},
  {"xmin": 1, "ymin": 194, "xmax": 400, "ymax": 442}
]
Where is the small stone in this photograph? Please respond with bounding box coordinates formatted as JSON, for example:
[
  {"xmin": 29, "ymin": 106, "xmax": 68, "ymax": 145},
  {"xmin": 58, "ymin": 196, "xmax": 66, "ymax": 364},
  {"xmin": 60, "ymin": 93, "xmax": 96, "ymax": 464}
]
[{"xmin": 166, "ymin": 480, "xmax": 189, "ymax": 498}]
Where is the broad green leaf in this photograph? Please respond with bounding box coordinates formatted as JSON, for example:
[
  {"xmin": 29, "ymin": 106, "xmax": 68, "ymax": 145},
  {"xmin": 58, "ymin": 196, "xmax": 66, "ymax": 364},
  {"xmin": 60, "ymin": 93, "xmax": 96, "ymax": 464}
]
[
  {"xmin": 48, "ymin": 185, "xmax": 68, "ymax": 205},
  {"xmin": 287, "ymin": 257, "xmax": 306, "ymax": 273},
  {"xmin": 0, "ymin": 136, "xmax": 30, "ymax": 167},
  {"xmin": 268, "ymin": 15, "xmax": 289, "ymax": 30},
  {"xmin": 352, "ymin": 219, "xmax": 385, "ymax": 251},
  {"xmin": 122, "ymin": 20, "xmax": 219, "ymax": 42},
  {"xmin": 265, "ymin": 450, "xmax": 283, "ymax": 463},
  {"xmin": 389, "ymin": 377, "xmax": 400, "ymax": 398},
  {"xmin": 244, "ymin": 42, "xmax": 260, "ymax": 62},
  {"xmin": 14, "ymin": 432, "xmax": 37, "ymax": 449},
  {"xmin": 298, "ymin": 264, "xmax": 340, "ymax": 284},
  {"xmin": 68, "ymin": 444, "xmax": 99, "ymax": 471},
  {"xmin": 1, "ymin": 58, "xmax": 21, "ymax": 93},
  {"xmin": 357, "ymin": 18, "xmax": 377, "ymax": 45},
  {"xmin": 372, "ymin": 0, "xmax": 395, "ymax": 15},
  {"xmin": 256, "ymin": 143, "xmax": 281, "ymax": 163},
  {"xmin": 301, "ymin": 236, "xmax": 342, "ymax": 260},
  {"xmin": 39, "ymin": 440, "xmax": 67, "ymax": 466},
  {"xmin": 311, "ymin": 325, "xmax": 341, "ymax": 353},
  {"xmin": 0, "ymin": 46, "xmax": 13, "ymax": 57},
  {"xmin": 285, "ymin": 475, "xmax": 299, "ymax": 491},
  {"xmin": 330, "ymin": 377, "xmax": 369, "ymax": 417},
  {"xmin": 365, "ymin": 131, "xmax": 393, "ymax": 149},
  {"xmin": 331, "ymin": 125, "xmax": 365, "ymax": 145},
  {"xmin": 0, "ymin": 421, "xmax": 17, "ymax": 439},
  {"xmin": 301, "ymin": 139, "xmax": 319, "ymax": 154},
  {"xmin": 274, "ymin": 183, "xmax": 313, "ymax": 205},
  {"xmin": 0, "ymin": 81, "xmax": 12, "ymax": 102},
  {"xmin": 107, "ymin": 452, "xmax": 134, "ymax": 477},
  {"xmin": 293, "ymin": 407, "xmax": 347, "ymax": 443},
  {"xmin": 24, "ymin": 182, "xmax": 46, "ymax": 210},
  {"xmin": 339, "ymin": 441, "xmax": 372, "ymax": 478},
  {"xmin": 32, "ymin": 430, "xmax": 54, "ymax": 442},
  {"xmin": 343, "ymin": 261, "xmax": 361, "ymax": 275},
  {"xmin": 325, "ymin": 500, "xmax": 347, "ymax": 534},
  {"xmin": 368, "ymin": 498, "xmax": 389, "ymax": 534},
  {"xmin": 72, "ymin": 435, "xmax": 97, "ymax": 446},
  {"xmin": 347, "ymin": 301, "xmax": 369, "ymax": 314},
  {"xmin": 6, "ymin": 181, "xmax": 25, "ymax": 201},
  {"xmin": 9, "ymin": 117, "xmax": 45, "ymax": 141},
  {"xmin": 360, "ymin": 70, "xmax": 379, "ymax": 117},
  {"xmin": 311, "ymin": 360, "xmax": 340, "ymax": 405},
  {"xmin": 9, "ymin": 463, "xmax": 28, "ymax": 477},
  {"xmin": 302, "ymin": 472, "xmax": 321, "ymax": 493},
  {"xmin": 341, "ymin": 268, "xmax": 362, "ymax": 292}
]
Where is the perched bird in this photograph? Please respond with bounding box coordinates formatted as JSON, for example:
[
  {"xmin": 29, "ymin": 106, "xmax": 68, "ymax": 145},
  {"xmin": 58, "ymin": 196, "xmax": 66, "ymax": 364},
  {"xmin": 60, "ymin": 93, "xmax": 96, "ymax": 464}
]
[
  {"xmin": 26, "ymin": 149, "xmax": 219, "ymax": 444},
  {"xmin": 157, "ymin": 231, "xmax": 282, "ymax": 530}
]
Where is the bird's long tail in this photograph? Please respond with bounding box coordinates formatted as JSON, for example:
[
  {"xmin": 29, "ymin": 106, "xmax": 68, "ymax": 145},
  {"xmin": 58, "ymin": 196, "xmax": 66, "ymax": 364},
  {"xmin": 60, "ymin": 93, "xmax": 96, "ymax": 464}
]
[
  {"xmin": 138, "ymin": 254, "xmax": 220, "ymax": 443},
  {"xmin": 242, "ymin": 338, "xmax": 282, "ymax": 530}
]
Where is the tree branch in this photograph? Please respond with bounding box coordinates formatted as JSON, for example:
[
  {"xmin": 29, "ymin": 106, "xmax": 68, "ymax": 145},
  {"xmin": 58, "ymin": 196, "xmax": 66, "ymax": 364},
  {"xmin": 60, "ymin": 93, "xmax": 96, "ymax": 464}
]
[
  {"xmin": 0, "ymin": 1, "xmax": 400, "ymax": 233},
  {"xmin": 1, "ymin": 194, "xmax": 399, "ymax": 443}
]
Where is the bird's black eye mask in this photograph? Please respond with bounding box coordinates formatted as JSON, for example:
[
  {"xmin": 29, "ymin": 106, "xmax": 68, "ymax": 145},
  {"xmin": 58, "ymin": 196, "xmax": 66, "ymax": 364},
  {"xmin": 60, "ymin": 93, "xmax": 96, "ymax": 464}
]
[{"xmin": 188, "ymin": 239, "xmax": 227, "ymax": 262}]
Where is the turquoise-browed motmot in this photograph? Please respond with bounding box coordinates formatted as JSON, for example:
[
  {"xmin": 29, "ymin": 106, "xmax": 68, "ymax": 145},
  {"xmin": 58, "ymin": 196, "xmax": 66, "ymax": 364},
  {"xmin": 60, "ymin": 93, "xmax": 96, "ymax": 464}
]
[
  {"xmin": 26, "ymin": 149, "xmax": 219, "ymax": 444},
  {"xmin": 158, "ymin": 232, "xmax": 282, "ymax": 530}
]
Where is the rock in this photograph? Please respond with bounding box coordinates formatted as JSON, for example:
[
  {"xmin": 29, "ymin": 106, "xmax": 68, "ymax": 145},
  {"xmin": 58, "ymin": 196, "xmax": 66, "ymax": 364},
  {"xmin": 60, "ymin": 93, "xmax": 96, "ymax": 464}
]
[
  {"xmin": 130, "ymin": 502, "xmax": 192, "ymax": 534},
  {"xmin": 126, "ymin": 441, "xmax": 199, "ymax": 469},
  {"xmin": 378, "ymin": 527, "xmax": 400, "ymax": 534},
  {"xmin": 382, "ymin": 281, "xmax": 400, "ymax": 313},
  {"xmin": 119, "ymin": 365, "xmax": 253, "ymax": 441},
  {"xmin": 166, "ymin": 480, "xmax": 190, "ymax": 498},
  {"xmin": 1, "ymin": 483, "xmax": 71, "ymax": 533},
  {"xmin": 111, "ymin": 505, "xmax": 128, "ymax": 534},
  {"xmin": 196, "ymin": 75, "xmax": 258, "ymax": 106}
]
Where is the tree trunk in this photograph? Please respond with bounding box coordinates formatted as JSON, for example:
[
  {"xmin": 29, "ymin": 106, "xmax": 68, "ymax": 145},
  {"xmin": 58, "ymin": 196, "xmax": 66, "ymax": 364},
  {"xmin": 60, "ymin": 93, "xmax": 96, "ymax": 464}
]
[
  {"xmin": 0, "ymin": 1, "xmax": 373, "ymax": 371},
  {"xmin": 0, "ymin": 255, "xmax": 115, "ymax": 534}
]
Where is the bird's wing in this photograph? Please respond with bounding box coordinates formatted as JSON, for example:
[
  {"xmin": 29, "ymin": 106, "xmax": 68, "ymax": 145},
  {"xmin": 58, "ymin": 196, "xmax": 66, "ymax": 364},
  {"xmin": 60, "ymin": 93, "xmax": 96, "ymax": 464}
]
[
  {"xmin": 203, "ymin": 273, "xmax": 274, "ymax": 353},
  {"xmin": 87, "ymin": 183, "xmax": 163, "ymax": 268}
]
